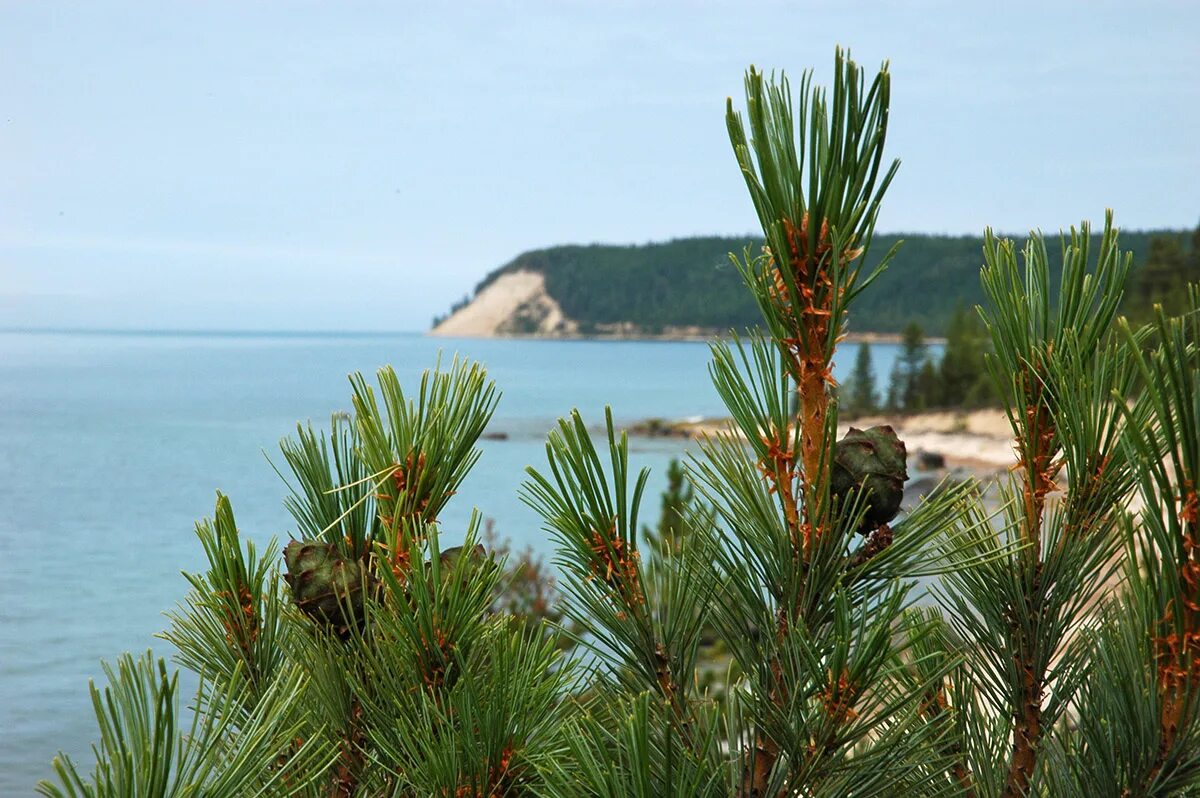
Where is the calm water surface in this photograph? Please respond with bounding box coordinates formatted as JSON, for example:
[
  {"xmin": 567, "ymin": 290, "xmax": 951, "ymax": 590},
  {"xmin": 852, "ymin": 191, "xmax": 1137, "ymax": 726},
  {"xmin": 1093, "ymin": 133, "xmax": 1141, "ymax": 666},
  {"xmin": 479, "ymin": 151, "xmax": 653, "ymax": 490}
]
[{"xmin": 0, "ymin": 330, "xmax": 911, "ymax": 793}]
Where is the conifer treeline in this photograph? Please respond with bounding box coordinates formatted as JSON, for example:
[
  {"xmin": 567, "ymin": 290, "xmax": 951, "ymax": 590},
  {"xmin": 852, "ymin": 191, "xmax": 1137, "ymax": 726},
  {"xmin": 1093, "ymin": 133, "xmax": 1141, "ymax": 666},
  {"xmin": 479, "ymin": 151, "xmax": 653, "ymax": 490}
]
[
  {"xmin": 1122, "ymin": 224, "xmax": 1200, "ymax": 323},
  {"xmin": 827, "ymin": 223, "xmax": 1200, "ymax": 415},
  {"xmin": 841, "ymin": 306, "xmax": 998, "ymax": 416},
  {"xmin": 450, "ymin": 227, "xmax": 1193, "ymax": 335}
]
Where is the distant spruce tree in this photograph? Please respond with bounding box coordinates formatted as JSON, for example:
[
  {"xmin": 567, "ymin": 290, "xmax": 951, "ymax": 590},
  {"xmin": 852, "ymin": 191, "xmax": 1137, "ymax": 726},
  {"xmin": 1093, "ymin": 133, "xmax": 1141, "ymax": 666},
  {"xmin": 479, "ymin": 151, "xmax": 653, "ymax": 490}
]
[
  {"xmin": 887, "ymin": 314, "xmax": 999, "ymax": 412},
  {"xmin": 900, "ymin": 322, "xmax": 928, "ymax": 409},
  {"xmin": 843, "ymin": 342, "xmax": 878, "ymax": 417},
  {"xmin": 886, "ymin": 321, "xmax": 930, "ymax": 411},
  {"xmin": 642, "ymin": 458, "xmax": 712, "ymax": 556},
  {"xmin": 914, "ymin": 359, "xmax": 941, "ymax": 410},
  {"xmin": 885, "ymin": 361, "xmax": 903, "ymax": 411},
  {"xmin": 939, "ymin": 304, "xmax": 996, "ymax": 408}
]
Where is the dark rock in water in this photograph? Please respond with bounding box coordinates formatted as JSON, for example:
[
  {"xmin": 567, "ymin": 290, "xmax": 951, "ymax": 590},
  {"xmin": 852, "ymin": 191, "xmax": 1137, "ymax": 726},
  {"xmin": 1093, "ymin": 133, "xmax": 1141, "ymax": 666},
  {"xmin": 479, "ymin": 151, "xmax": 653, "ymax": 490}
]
[
  {"xmin": 915, "ymin": 450, "xmax": 946, "ymax": 470},
  {"xmin": 946, "ymin": 466, "xmax": 975, "ymax": 485},
  {"xmin": 904, "ymin": 468, "xmax": 980, "ymax": 508},
  {"xmin": 482, "ymin": 431, "xmax": 509, "ymax": 441},
  {"xmin": 629, "ymin": 418, "xmax": 691, "ymax": 438},
  {"xmin": 903, "ymin": 476, "xmax": 940, "ymax": 504}
]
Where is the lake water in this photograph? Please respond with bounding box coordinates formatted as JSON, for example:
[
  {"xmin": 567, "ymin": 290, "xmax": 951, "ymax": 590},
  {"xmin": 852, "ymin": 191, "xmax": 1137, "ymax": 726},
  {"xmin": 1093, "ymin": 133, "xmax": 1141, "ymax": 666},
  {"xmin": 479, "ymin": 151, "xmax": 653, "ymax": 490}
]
[{"xmin": 0, "ymin": 330, "xmax": 915, "ymax": 793}]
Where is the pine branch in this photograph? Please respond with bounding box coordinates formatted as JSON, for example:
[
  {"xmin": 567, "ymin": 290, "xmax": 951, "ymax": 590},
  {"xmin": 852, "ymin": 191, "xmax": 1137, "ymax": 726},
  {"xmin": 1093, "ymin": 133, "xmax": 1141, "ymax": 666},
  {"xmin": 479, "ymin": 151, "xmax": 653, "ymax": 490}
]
[
  {"xmin": 37, "ymin": 653, "xmax": 333, "ymax": 797},
  {"xmin": 726, "ymin": 50, "xmax": 900, "ymax": 558},
  {"xmin": 1108, "ymin": 289, "xmax": 1200, "ymax": 787},
  {"xmin": 523, "ymin": 409, "xmax": 711, "ymax": 736},
  {"xmin": 350, "ymin": 359, "xmax": 498, "ymax": 577},
  {"xmin": 162, "ymin": 493, "xmax": 292, "ymax": 705},
  {"xmin": 274, "ymin": 414, "xmax": 380, "ymax": 558},
  {"xmin": 966, "ymin": 213, "xmax": 1136, "ymax": 796}
]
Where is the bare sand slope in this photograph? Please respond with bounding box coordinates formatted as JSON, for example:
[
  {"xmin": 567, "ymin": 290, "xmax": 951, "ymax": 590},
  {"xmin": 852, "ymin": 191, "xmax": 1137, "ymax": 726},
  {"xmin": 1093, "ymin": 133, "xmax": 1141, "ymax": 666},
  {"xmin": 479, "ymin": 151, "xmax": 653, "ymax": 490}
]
[{"xmin": 431, "ymin": 270, "xmax": 572, "ymax": 337}]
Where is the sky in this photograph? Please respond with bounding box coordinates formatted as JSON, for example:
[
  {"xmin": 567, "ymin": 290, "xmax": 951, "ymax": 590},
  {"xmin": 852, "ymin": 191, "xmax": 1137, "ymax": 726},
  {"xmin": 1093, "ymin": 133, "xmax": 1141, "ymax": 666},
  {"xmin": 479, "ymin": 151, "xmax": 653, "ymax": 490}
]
[{"xmin": 3, "ymin": 1, "xmax": 1198, "ymax": 332}]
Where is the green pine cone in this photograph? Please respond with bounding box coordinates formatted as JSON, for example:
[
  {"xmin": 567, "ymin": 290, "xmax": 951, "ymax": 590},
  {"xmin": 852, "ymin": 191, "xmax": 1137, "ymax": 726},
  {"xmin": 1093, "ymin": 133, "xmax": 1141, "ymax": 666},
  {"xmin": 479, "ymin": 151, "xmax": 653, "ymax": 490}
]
[
  {"xmin": 436, "ymin": 543, "xmax": 486, "ymax": 571},
  {"xmin": 427, "ymin": 543, "xmax": 491, "ymax": 592},
  {"xmin": 283, "ymin": 540, "xmax": 369, "ymax": 637},
  {"xmin": 831, "ymin": 425, "xmax": 908, "ymax": 534}
]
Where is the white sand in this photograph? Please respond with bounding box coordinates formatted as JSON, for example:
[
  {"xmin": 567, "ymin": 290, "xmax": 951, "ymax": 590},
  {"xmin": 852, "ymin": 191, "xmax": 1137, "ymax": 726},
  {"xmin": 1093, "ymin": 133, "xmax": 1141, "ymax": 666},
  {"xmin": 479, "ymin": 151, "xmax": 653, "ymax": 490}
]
[
  {"xmin": 892, "ymin": 428, "xmax": 1015, "ymax": 469},
  {"xmin": 848, "ymin": 409, "xmax": 1015, "ymax": 468},
  {"xmin": 672, "ymin": 409, "xmax": 1017, "ymax": 471},
  {"xmin": 431, "ymin": 270, "xmax": 572, "ymax": 337}
]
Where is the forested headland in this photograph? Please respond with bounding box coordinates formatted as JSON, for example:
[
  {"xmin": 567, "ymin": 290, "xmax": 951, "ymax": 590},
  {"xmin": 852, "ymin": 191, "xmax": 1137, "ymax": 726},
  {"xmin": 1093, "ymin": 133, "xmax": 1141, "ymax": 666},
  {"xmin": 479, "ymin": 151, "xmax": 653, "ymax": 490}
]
[{"xmin": 436, "ymin": 226, "xmax": 1197, "ymax": 336}]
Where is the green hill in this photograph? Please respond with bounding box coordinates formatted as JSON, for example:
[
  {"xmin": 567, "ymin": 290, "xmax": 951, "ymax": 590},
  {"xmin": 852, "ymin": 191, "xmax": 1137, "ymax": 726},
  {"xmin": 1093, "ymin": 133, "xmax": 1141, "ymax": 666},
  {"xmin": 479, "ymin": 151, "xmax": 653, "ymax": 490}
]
[{"xmin": 449, "ymin": 228, "xmax": 1190, "ymax": 336}]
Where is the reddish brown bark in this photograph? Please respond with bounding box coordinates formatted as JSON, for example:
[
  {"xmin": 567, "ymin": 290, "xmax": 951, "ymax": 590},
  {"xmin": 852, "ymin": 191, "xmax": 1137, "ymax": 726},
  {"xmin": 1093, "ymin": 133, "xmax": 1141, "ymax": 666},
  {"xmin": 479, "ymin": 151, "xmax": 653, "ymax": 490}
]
[
  {"xmin": 1001, "ymin": 663, "xmax": 1042, "ymax": 798},
  {"xmin": 1001, "ymin": 375, "xmax": 1058, "ymax": 798},
  {"xmin": 919, "ymin": 682, "xmax": 975, "ymax": 798},
  {"xmin": 330, "ymin": 701, "xmax": 366, "ymax": 798},
  {"xmin": 742, "ymin": 215, "xmax": 859, "ymax": 796},
  {"xmin": 1150, "ymin": 484, "xmax": 1200, "ymax": 780}
]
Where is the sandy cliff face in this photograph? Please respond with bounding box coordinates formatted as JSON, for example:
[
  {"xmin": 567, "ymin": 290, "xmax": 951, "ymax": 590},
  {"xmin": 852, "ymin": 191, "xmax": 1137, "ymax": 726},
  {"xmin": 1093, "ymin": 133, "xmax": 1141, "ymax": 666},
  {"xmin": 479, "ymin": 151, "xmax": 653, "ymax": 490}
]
[
  {"xmin": 430, "ymin": 270, "xmax": 576, "ymax": 338},
  {"xmin": 430, "ymin": 270, "xmax": 925, "ymax": 342}
]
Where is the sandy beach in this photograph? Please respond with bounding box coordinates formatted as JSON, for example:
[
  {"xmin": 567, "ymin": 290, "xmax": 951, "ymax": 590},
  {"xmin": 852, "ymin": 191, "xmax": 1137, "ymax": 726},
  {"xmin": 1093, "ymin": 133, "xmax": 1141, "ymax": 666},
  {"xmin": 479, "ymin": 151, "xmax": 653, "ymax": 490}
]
[{"xmin": 629, "ymin": 408, "xmax": 1017, "ymax": 473}]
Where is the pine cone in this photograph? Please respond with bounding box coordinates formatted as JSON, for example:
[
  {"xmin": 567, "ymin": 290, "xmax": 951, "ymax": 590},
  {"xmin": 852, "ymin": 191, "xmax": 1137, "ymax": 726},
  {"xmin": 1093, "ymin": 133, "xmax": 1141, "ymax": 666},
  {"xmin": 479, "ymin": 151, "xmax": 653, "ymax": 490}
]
[
  {"xmin": 831, "ymin": 425, "xmax": 908, "ymax": 534},
  {"xmin": 283, "ymin": 540, "xmax": 370, "ymax": 638},
  {"xmin": 427, "ymin": 543, "xmax": 490, "ymax": 593}
]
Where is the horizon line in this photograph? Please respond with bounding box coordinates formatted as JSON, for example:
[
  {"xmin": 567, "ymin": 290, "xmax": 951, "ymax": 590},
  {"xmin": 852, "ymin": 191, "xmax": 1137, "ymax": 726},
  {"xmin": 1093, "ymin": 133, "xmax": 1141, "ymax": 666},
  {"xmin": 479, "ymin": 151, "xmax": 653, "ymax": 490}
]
[{"xmin": 0, "ymin": 326, "xmax": 426, "ymax": 338}]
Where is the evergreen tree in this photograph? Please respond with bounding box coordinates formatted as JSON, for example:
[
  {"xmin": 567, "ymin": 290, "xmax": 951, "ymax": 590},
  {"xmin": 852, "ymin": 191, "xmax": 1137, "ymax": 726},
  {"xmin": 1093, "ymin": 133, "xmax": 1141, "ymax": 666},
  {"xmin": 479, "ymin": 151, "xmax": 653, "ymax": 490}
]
[
  {"xmin": 939, "ymin": 303, "xmax": 995, "ymax": 408},
  {"xmin": 642, "ymin": 457, "xmax": 711, "ymax": 555},
  {"xmin": 886, "ymin": 360, "xmax": 904, "ymax": 411},
  {"xmin": 914, "ymin": 359, "xmax": 940, "ymax": 410},
  {"xmin": 843, "ymin": 342, "xmax": 878, "ymax": 417},
  {"xmin": 887, "ymin": 321, "xmax": 929, "ymax": 411}
]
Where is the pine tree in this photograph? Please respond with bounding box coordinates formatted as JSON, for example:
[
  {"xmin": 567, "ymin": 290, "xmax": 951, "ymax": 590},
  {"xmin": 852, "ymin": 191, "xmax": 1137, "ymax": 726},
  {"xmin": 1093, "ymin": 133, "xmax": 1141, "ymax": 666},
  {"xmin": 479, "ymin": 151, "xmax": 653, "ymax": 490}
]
[
  {"xmin": 843, "ymin": 342, "xmax": 878, "ymax": 417},
  {"xmin": 914, "ymin": 359, "xmax": 940, "ymax": 410},
  {"xmin": 939, "ymin": 303, "xmax": 994, "ymax": 408},
  {"xmin": 899, "ymin": 322, "xmax": 929, "ymax": 408},
  {"xmin": 886, "ymin": 359, "xmax": 904, "ymax": 411},
  {"xmin": 40, "ymin": 50, "xmax": 1200, "ymax": 798},
  {"xmin": 1049, "ymin": 285, "xmax": 1200, "ymax": 795}
]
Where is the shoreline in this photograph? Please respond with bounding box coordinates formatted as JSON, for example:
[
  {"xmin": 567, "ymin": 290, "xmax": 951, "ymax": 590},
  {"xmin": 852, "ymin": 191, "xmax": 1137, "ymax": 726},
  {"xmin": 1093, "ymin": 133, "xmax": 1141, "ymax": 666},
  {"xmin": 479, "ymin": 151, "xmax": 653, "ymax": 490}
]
[
  {"xmin": 626, "ymin": 408, "xmax": 1015, "ymax": 472},
  {"xmin": 429, "ymin": 268, "xmax": 949, "ymax": 343},
  {"xmin": 429, "ymin": 329, "xmax": 948, "ymax": 345}
]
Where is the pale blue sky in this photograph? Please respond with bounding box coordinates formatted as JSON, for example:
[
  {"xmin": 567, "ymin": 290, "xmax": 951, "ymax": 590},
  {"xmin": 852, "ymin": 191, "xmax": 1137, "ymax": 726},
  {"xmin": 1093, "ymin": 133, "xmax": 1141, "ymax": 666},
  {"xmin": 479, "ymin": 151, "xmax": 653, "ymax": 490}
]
[{"xmin": 3, "ymin": 1, "xmax": 1197, "ymax": 331}]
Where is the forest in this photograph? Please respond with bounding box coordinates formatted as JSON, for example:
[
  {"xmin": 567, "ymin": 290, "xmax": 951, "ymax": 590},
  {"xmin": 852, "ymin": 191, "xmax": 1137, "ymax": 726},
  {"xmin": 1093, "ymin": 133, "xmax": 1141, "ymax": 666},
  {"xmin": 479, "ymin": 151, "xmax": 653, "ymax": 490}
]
[{"xmin": 454, "ymin": 227, "xmax": 1195, "ymax": 335}]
